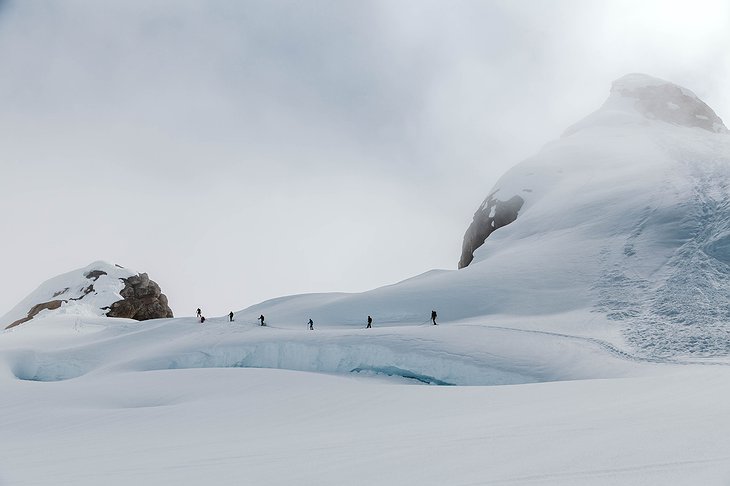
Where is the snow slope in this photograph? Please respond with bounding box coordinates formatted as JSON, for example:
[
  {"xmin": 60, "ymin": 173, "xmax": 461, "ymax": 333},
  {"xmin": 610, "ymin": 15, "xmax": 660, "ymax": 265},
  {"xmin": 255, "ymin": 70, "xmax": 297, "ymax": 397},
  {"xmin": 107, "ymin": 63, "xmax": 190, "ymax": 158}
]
[
  {"xmin": 235, "ymin": 74, "xmax": 730, "ymax": 360},
  {"xmin": 0, "ymin": 261, "xmax": 135, "ymax": 328},
  {"xmin": 2, "ymin": 74, "xmax": 730, "ymax": 485}
]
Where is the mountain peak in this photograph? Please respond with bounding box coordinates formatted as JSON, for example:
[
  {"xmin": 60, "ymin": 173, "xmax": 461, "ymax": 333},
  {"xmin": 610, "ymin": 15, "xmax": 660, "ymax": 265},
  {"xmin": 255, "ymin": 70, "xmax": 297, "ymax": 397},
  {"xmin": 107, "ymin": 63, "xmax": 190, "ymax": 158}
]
[
  {"xmin": 566, "ymin": 73, "xmax": 727, "ymax": 136},
  {"xmin": 611, "ymin": 73, "xmax": 726, "ymax": 133}
]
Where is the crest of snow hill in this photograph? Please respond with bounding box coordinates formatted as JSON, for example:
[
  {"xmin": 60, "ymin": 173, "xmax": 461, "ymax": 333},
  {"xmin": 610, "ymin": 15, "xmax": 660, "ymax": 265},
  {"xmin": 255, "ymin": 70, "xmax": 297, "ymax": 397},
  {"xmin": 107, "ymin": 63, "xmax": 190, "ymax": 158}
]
[
  {"xmin": 2, "ymin": 262, "xmax": 173, "ymax": 330},
  {"xmin": 4, "ymin": 74, "xmax": 730, "ymax": 362},
  {"xmin": 459, "ymin": 73, "xmax": 728, "ymax": 269}
]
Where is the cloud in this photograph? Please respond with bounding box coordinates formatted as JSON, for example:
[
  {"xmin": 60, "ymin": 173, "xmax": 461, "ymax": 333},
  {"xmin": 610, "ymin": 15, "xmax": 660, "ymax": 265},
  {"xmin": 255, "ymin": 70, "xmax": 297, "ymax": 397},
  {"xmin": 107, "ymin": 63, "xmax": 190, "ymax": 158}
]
[{"xmin": 0, "ymin": 0, "xmax": 728, "ymax": 316}]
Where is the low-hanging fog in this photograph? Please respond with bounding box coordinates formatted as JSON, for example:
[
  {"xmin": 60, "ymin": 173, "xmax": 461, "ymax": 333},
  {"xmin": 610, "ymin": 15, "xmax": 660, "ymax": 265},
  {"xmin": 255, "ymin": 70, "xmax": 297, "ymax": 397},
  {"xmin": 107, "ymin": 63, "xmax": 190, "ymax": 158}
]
[{"xmin": 1, "ymin": 0, "xmax": 728, "ymax": 317}]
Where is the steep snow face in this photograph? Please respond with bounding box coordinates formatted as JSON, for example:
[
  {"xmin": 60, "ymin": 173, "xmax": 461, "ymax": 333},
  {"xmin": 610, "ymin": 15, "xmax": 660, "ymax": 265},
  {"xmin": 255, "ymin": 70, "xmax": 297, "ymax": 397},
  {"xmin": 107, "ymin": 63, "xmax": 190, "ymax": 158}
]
[
  {"xmin": 1, "ymin": 262, "xmax": 136, "ymax": 329},
  {"xmin": 461, "ymin": 74, "xmax": 727, "ymax": 271},
  {"xmin": 455, "ymin": 74, "xmax": 730, "ymax": 358},
  {"xmin": 234, "ymin": 75, "xmax": 730, "ymax": 360}
]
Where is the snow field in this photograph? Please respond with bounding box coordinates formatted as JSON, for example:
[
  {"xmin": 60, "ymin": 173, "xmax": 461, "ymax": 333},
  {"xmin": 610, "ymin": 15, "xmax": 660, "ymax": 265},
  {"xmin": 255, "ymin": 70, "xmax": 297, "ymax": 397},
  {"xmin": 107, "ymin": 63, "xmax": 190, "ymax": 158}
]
[
  {"xmin": 0, "ymin": 314, "xmax": 654, "ymax": 386},
  {"xmin": 2, "ymin": 364, "xmax": 730, "ymax": 485},
  {"xmin": 4, "ymin": 74, "xmax": 730, "ymax": 484},
  {"xmin": 7, "ymin": 311, "xmax": 717, "ymax": 485}
]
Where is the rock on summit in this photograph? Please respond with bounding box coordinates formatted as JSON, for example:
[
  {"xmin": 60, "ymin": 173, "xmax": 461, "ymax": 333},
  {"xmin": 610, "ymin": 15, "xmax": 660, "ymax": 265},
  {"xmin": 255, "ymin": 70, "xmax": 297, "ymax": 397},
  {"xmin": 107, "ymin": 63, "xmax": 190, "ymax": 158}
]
[{"xmin": 1, "ymin": 261, "xmax": 173, "ymax": 329}]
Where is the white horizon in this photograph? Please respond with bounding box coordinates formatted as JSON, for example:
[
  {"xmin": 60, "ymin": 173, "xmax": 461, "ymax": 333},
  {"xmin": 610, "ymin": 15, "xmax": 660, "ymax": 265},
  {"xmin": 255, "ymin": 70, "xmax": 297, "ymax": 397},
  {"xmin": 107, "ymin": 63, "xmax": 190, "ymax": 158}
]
[{"xmin": 1, "ymin": 0, "xmax": 729, "ymax": 317}]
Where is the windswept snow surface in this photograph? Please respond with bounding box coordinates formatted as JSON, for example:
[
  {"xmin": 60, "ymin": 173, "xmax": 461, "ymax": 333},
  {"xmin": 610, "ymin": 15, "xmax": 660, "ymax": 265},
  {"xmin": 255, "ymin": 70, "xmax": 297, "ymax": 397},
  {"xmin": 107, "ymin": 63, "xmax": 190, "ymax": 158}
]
[
  {"xmin": 2, "ymin": 315, "xmax": 730, "ymax": 485},
  {"xmin": 0, "ymin": 313, "xmax": 650, "ymax": 386},
  {"xmin": 4, "ymin": 74, "xmax": 730, "ymax": 484}
]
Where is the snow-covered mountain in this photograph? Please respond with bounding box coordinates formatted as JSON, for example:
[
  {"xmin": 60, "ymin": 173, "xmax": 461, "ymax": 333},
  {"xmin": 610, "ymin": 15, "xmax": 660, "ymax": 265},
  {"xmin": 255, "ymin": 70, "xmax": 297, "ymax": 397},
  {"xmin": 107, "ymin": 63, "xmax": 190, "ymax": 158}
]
[
  {"xmin": 1, "ymin": 261, "xmax": 173, "ymax": 329},
  {"xmin": 3, "ymin": 74, "xmax": 730, "ymax": 486},
  {"xmin": 454, "ymin": 72, "xmax": 730, "ymax": 358},
  {"xmin": 238, "ymin": 73, "xmax": 730, "ymax": 359},
  {"xmin": 7, "ymin": 74, "xmax": 728, "ymax": 361}
]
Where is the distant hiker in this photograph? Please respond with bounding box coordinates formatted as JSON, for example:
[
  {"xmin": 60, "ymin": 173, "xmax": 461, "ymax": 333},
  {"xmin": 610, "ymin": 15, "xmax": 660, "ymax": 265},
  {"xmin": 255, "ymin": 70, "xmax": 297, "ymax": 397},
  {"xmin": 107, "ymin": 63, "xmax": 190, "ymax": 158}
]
[
  {"xmin": 200, "ymin": 316, "xmax": 206, "ymax": 324},
  {"xmin": 229, "ymin": 311, "xmax": 234, "ymax": 322},
  {"xmin": 308, "ymin": 318, "xmax": 314, "ymax": 330},
  {"xmin": 196, "ymin": 308, "xmax": 202, "ymax": 318},
  {"xmin": 259, "ymin": 314, "xmax": 266, "ymax": 326},
  {"xmin": 367, "ymin": 315, "xmax": 372, "ymax": 329},
  {"xmin": 431, "ymin": 310, "xmax": 437, "ymax": 325}
]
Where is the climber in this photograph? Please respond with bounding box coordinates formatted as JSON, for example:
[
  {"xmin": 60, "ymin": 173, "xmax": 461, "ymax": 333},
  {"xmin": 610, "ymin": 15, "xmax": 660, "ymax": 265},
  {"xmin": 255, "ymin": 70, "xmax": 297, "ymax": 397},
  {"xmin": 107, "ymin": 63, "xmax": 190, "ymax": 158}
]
[
  {"xmin": 200, "ymin": 315, "xmax": 206, "ymax": 324},
  {"xmin": 259, "ymin": 314, "xmax": 265, "ymax": 326},
  {"xmin": 367, "ymin": 315, "xmax": 372, "ymax": 329},
  {"xmin": 196, "ymin": 308, "xmax": 202, "ymax": 318},
  {"xmin": 308, "ymin": 318, "xmax": 314, "ymax": 330},
  {"xmin": 229, "ymin": 311, "xmax": 234, "ymax": 322},
  {"xmin": 431, "ymin": 310, "xmax": 437, "ymax": 325}
]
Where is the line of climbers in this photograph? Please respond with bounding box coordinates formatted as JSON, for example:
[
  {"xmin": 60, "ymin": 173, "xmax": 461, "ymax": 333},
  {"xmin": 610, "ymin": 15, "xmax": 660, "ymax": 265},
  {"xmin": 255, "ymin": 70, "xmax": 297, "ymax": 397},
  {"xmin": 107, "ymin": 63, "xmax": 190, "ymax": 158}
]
[{"xmin": 195, "ymin": 309, "xmax": 438, "ymax": 328}]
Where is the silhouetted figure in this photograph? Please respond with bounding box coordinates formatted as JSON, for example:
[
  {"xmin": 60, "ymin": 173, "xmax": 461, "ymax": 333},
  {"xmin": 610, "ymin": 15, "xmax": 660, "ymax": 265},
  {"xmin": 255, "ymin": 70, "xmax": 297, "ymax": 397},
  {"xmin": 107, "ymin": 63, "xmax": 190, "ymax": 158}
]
[
  {"xmin": 367, "ymin": 315, "xmax": 372, "ymax": 329},
  {"xmin": 431, "ymin": 310, "xmax": 437, "ymax": 325},
  {"xmin": 308, "ymin": 318, "xmax": 314, "ymax": 330},
  {"xmin": 200, "ymin": 316, "xmax": 206, "ymax": 324},
  {"xmin": 259, "ymin": 314, "xmax": 266, "ymax": 326},
  {"xmin": 229, "ymin": 311, "xmax": 234, "ymax": 322},
  {"xmin": 196, "ymin": 308, "xmax": 202, "ymax": 318}
]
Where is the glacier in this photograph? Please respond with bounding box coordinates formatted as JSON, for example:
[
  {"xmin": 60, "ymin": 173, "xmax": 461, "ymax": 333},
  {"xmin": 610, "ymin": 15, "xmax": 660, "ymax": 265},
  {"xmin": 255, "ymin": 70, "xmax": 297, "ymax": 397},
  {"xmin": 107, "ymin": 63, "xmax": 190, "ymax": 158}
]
[{"xmin": 3, "ymin": 74, "xmax": 730, "ymax": 485}]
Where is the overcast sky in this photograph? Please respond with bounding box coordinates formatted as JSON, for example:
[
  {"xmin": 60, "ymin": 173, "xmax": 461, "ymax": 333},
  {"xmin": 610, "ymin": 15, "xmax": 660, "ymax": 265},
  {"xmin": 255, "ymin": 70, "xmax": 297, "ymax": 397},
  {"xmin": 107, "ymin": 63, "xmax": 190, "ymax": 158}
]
[{"xmin": 1, "ymin": 0, "xmax": 729, "ymax": 318}]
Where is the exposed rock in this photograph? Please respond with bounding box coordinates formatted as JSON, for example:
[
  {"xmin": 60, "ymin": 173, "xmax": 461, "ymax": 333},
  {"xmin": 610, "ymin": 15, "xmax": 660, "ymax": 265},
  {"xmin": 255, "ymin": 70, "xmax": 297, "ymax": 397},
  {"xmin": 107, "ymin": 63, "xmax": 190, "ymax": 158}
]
[
  {"xmin": 458, "ymin": 193, "xmax": 524, "ymax": 269},
  {"xmin": 53, "ymin": 287, "xmax": 69, "ymax": 297},
  {"xmin": 84, "ymin": 270, "xmax": 107, "ymax": 281},
  {"xmin": 106, "ymin": 273, "xmax": 173, "ymax": 320},
  {"xmin": 69, "ymin": 284, "xmax": 95, "ymax": 301},
  {"xmin": 564, "ymin": 74, "xmax": 729, "ymax": 138},
  {"xmin": 613, "ymin": 74, "xmax": 727, "ymax": 133},
  {"xmin": 6, "ymin": 300, "xmax": 65, "ymax": 329},
  {"xmin": 2, "ymin": 262, "xmax": 174, "ymax": 329}
]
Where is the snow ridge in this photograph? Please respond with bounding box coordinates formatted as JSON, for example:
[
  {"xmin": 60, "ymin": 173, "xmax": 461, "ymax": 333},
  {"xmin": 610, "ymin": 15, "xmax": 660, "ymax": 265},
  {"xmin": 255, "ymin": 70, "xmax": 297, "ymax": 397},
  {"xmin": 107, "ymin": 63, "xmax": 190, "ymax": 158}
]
[
  {"xmin": 1, "ymin": 315, "xmax": 651, "ymax": 386},
  {"xmin": 0, "ymin": 262, "xmax": 136, "ymax": 329}
]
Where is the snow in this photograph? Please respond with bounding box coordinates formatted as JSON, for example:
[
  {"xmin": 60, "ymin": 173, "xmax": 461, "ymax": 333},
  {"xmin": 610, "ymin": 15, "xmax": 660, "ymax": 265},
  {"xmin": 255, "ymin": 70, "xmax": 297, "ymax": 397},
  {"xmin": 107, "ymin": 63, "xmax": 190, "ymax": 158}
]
[
  {"xmin": 0, "ymin": 261, "xmax": 135, "ymax": 328},
  {"xmin": 565, "ymin": 73, "xmax": 727, "ymax": 136},
  {"xmin": 3, "ymin": 75, "xmax": 730, "ymax": 484},
  {"xmin": 611, "ymin": 72, "xmax": 700, "ymax": 100},
  {"xmin": 0, "ymin": 313, "xmax": 657, "ymax": 385},
  {"xmin": 3, "ymin": 315, "xmax": 730, "ymax": 485}
]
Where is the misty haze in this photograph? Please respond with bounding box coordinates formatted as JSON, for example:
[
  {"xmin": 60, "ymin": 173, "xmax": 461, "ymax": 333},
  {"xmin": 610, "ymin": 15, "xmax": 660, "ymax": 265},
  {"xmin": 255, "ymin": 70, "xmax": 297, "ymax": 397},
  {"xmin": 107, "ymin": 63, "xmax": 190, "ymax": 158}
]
[{"xmin": 2, "ymin": 1, "xmax": 730, "ymax": 485}]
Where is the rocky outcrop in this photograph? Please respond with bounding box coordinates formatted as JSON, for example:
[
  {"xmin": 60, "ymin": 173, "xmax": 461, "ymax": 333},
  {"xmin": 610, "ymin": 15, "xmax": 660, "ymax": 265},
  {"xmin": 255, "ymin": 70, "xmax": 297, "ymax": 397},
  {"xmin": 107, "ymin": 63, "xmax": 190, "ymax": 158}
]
[
  {"xmin": 5, "ymin": 300, "xmax": 65, "ymax": 329},
  {"xmin": 458, "ymin": 193, "xmax": 524, "ymax": 269},
  {"xmin": 2, "ymin": 262, "xmax": 174, "ymax": 330},
  {"xmin": 565, "ymin": 74, "xmax": 729, "ymax": 138},
  {"xmin": 85, "ymin": 270, "xmax": 107, "ymax": 281},
  {"xmin": 613, "ymin": 74, "xmax": 727, "ymax": 133},
  {"xmin": 106, "ymin": 273, "xmax": 173, "ymax": 320}
]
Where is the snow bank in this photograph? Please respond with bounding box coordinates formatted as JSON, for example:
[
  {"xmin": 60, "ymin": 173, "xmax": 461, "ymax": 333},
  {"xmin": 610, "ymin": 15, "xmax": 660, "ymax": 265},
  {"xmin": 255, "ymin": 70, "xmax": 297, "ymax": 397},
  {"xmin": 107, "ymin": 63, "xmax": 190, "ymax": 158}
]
[{"xmin": 0, "ymin": 314, "xmax": 656, "ymax": 386}]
